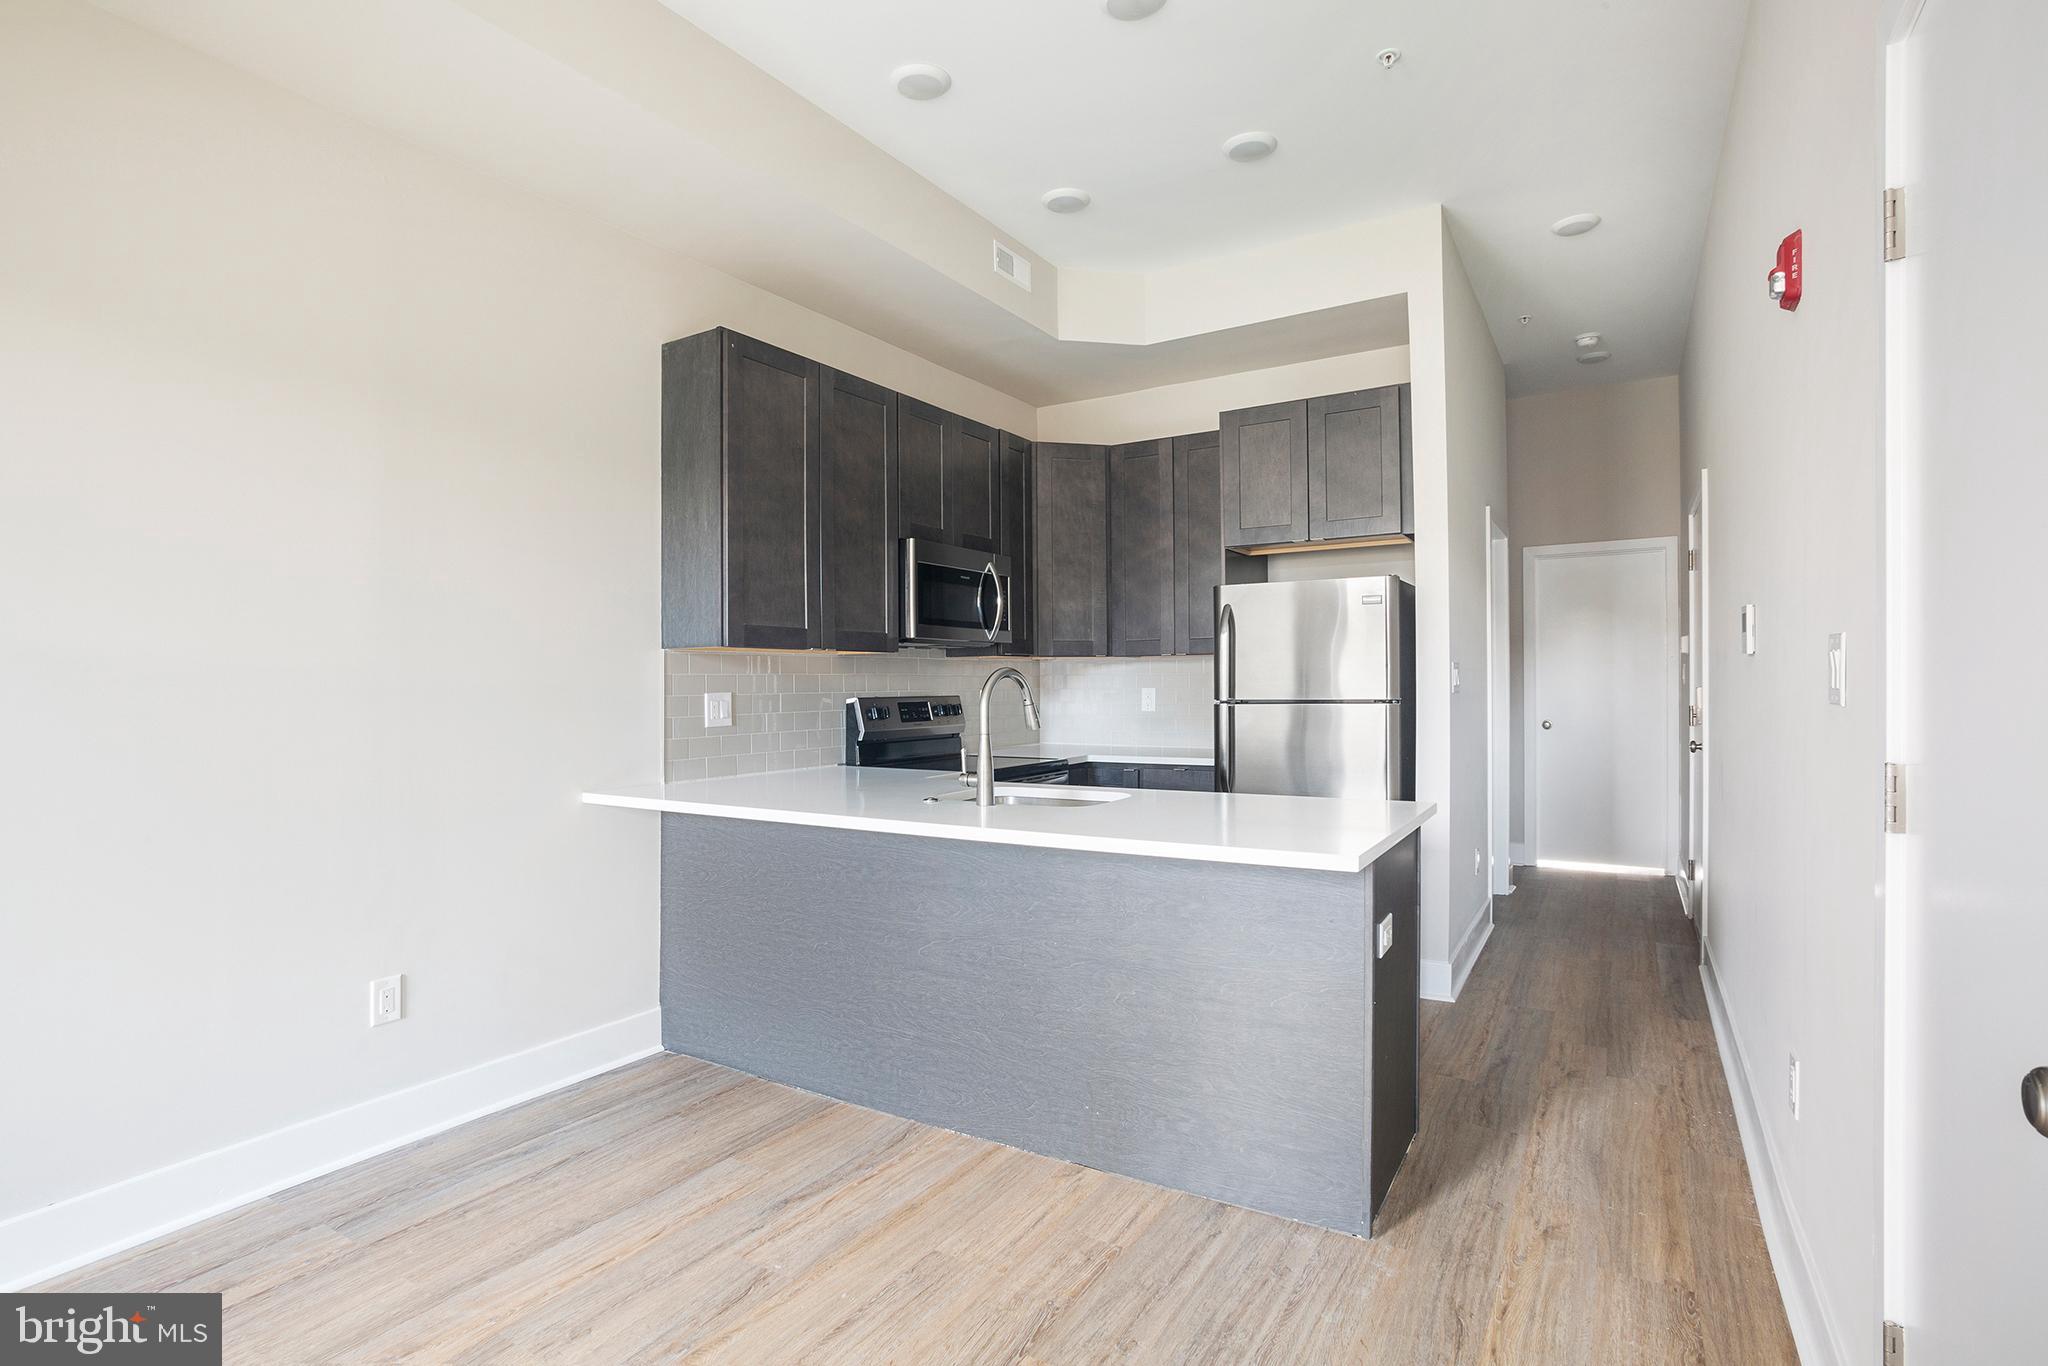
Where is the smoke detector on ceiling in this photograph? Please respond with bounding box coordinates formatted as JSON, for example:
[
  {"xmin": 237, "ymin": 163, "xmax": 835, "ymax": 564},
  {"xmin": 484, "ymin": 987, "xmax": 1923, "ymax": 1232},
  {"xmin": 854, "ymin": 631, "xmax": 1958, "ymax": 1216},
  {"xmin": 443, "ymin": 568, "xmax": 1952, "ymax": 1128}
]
[
  {"xmin": 1552, "ymin": 212, "xmax": 1602, "ymax": 237},
  {"xmin": 1042, "ymin": 188, "xmax": 1092, "ymax": 214},
  {"xmin": 1222, "ymin": 132, "xmax": 1279, "ymax": 163}
]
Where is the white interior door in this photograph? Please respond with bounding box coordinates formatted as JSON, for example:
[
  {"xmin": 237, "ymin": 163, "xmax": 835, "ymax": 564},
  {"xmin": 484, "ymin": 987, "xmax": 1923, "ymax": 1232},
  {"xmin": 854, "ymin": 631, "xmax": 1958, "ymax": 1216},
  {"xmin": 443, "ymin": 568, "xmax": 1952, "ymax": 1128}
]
[
  {"xmin": 1525, "ymin": 539, "xmax": 1676, "ymax": 873},
  {"xmin": 1885, "ymin": 1, "xmax": 2048, "ymax": 1358}
]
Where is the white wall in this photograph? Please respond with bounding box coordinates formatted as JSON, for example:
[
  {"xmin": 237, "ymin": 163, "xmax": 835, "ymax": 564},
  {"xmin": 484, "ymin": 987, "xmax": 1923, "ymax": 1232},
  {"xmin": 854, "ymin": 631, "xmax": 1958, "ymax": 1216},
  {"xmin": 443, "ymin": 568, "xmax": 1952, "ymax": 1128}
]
[
  {"xmin": 1036, "ymin": 346, "xmax": 1410, "ymax": 445},
  {"xmin": 1505, "ymin": 376, "xmax": 1682, "ymax": 844},
  {"xmin": 1429, "ymin": 222, "xmax": 1510, "ymax": 981},
  {"xmin": 1680, "ymin": 0, "xmax": 1886, "ymax": 1359},
  {"xmin": 0, "ymin": 0, "xmax": 1034, "ymax": 1285}
]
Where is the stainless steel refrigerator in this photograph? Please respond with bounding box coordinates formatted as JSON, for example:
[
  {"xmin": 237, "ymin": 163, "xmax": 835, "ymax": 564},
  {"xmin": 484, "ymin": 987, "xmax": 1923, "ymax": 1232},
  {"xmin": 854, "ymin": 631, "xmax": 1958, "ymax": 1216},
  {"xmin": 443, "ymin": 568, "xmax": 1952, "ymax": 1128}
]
[{"xmin": 1214, "ymin": 576, "xmax": 1416, "ymax": 799}]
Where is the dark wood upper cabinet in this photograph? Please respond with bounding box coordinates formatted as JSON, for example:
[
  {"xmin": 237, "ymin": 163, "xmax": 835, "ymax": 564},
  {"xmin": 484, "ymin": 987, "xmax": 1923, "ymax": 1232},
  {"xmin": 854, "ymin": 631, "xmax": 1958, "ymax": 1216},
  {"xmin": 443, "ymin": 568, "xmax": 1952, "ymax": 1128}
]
[
  {"xmin": 1109, "ymin": 439, "xmax": 1175, "ymax": 657},
  {"xmin": 893, "ymin": 398, "xmax": 998, "ymax": 552},
  {"xmin": 894, "ymin": 396, "xmax": 948, "ymax": 544},
  {"xmin": 1220, "ymin": 400, "xmax": 1309, "ymax": 548},
  {"xmin": 662, "ymin": 329, "xmax": 821, "ymax": 650},
  {"xmin": 949, "ymin": 417, "xmax": 999, "ymax": 553},
  {"xmin": 996, "ymin": 431, "xmax": 1032, "ymax": 654},
  {"xmin": 1032, "ymin": 443, "xmax": 1109, "ymax": 657},
  {"xmin": 1307, "ymin": 385, "xmax": 1408, "ymax": 541},
  {"xmin": 817, "ymin": 368, "xmax": 897, "ymax": 652},
  {"xmin": 1172, "ymin": 431, "xmax": 1221, "ymax": 656},
  {"xmin": 1221, "ymin": 384, "xmax": 1411, "ymax": 549}
]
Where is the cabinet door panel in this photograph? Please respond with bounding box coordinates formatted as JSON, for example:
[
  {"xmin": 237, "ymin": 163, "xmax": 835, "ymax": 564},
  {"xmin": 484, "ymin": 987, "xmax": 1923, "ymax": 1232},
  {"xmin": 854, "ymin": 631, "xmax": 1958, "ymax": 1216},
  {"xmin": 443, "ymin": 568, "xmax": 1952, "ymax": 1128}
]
[
  {"xmin": 1221, "ymin": 401, "xmax": 1308, "ymax": 547},
  {"xmin": 1109, "ymin": 439, "xmax": 1175, "ymax": 657},
  {"xmin": 1307, "ymin": 386, "xmax": 1404, "ymax": 540},
  {"xmin": 949, "ymin": 417, "xmax": 998, "ymax": 552},
  {"xmin": 997, "ymin": 432, "xmax": 1032, "ymax": 653},
  {"xmin": 818, "ymin": 368, "xmax": 896, "ymax": 652},
  {"xmin": 895, "ymin": 396, "xmax": 947, "ymax": 543},
  {"xmin": 723, "ymin": 334, "xmax": 819, "ymax": 649},
  {"xmin": 1173, "ymin": 431, "xmax": 1221, "ymax": 655},
  {"xmin": 1032, "ymin": 444, "xmax": 1109, "ymax": 656},
  {"xmin": 1139, "ymin": 765, "xmax": 1217, "ymax": 792}
]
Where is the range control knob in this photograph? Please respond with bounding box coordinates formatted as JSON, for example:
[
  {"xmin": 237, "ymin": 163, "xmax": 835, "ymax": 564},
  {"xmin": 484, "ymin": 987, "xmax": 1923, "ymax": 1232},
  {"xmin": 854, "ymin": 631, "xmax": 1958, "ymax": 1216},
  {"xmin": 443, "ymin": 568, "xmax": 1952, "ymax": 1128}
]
[{"xmin": 865, "ymin": 705, "xmax": 889, "ymax": 721}]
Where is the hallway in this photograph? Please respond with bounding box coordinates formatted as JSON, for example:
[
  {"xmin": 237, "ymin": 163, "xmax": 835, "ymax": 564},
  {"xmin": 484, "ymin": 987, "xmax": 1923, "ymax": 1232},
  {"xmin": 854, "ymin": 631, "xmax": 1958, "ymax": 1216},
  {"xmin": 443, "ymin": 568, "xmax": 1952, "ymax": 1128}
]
[{"xmin": 41, "ymin": 870, "xmax": 1794, "ymax": 1363}]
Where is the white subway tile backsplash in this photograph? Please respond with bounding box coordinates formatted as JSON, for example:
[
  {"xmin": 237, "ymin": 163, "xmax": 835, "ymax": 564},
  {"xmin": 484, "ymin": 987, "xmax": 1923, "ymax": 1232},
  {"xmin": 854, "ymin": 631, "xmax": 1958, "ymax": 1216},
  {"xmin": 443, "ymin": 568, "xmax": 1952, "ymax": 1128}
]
[
  {"xmin": 661, "ymin": 650, "xmax": 1043, "ymax": 775},
  {"xmin": 1034, "ymin": 656, "xmax": 1213, "ymax": 750}
]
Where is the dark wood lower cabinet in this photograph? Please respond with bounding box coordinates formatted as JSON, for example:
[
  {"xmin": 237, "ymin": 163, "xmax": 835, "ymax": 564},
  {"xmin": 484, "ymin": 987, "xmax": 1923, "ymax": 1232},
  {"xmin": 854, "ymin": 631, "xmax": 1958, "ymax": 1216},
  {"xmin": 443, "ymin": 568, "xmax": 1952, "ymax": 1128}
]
[{"xmin": 1071, "ymin": 763, "xmax": 1216, "ymax": 792}]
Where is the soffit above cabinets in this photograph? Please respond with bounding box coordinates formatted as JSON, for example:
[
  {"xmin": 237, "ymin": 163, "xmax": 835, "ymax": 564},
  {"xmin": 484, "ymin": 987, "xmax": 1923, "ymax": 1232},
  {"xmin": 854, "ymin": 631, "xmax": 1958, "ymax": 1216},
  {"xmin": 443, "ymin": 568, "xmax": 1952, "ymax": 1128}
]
[{"xmin": 659, "ymin": 0, "xmax": 1749, "ymax": 395}]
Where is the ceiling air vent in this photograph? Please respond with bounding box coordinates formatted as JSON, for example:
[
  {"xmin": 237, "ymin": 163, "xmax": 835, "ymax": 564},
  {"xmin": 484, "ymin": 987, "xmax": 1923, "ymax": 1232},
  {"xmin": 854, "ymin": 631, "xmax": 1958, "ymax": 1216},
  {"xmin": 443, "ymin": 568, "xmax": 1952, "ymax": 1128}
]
[{"xmin": 992, "ymin": 240, "xmax": 1032, "ymax": 291}]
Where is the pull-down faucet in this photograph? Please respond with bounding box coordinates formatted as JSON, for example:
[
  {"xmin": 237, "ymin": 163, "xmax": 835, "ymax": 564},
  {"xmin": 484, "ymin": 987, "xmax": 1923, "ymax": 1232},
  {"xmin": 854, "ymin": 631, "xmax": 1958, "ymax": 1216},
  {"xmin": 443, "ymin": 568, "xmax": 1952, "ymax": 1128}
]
[{"xmin": 974, "ymin": 667, "xmax": 1040, "ymax": 807}]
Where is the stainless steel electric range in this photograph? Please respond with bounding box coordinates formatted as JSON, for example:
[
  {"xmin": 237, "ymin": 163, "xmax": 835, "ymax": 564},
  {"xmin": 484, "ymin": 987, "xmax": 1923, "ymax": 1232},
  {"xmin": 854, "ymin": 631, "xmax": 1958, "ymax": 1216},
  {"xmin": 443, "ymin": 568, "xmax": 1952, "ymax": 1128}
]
[{"xmin": 842, "ymin": 695, "xmax": 1069, "ymax": 784}]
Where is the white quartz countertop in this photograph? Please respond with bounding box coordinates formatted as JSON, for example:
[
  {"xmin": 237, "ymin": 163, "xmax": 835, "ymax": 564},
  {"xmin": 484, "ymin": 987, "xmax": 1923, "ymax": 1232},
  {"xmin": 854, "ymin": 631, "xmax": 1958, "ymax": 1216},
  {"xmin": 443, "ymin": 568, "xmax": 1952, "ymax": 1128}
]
[{"xmin": 582, "ymin": 766, "xmax": 1432, "ymax": 873}]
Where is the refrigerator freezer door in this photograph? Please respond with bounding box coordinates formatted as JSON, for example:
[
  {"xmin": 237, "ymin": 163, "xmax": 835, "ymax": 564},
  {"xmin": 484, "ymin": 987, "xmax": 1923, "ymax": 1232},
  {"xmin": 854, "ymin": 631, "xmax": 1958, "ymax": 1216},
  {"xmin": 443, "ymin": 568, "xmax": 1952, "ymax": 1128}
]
[
  {"xmin": 1216, "ymin": 701, "xmax": 1401, "ymax": 799},
  {"xmin": 1215, "ymin": 578, "xmax": 1398, "ymax": 702}
]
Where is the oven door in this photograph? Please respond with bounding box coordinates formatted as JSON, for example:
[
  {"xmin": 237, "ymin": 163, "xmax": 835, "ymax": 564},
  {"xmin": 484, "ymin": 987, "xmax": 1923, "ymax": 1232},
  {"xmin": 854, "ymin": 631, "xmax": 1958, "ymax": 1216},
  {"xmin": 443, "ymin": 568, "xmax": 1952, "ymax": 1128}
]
[{"xmin": 900, "ymin": 538, "xmax": 1012, "ymax": 646}]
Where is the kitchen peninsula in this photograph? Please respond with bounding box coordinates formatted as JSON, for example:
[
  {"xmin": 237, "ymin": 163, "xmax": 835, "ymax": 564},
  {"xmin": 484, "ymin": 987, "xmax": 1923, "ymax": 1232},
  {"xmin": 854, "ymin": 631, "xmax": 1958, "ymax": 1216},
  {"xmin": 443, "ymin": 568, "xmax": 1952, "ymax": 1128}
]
[{"xmin": 584, "ymin": 768, "xmax": 1434, "ymax": 1236}]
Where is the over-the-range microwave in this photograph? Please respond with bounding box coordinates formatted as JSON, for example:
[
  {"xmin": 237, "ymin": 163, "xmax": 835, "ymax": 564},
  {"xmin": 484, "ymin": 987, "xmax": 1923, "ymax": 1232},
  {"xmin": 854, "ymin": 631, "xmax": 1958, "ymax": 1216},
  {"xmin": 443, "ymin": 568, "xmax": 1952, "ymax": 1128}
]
[{"xmin": 899, "ymin": 537, "xmax": 1012, "ymax": 647}]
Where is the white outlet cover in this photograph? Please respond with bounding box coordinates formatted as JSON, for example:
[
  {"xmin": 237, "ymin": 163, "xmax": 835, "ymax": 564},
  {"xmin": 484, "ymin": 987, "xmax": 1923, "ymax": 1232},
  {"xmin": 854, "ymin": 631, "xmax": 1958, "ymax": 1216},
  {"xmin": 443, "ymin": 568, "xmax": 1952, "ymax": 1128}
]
[
  {"xmin": 370, "ymin": 974, "xmax": 403, "ymax": 1027},
  {"xmin": 1827, "ymin": 632, "xmax": 1847, "ymax": 705},
  {"xmin": 704, "ymin": 692, "xmax": 733, "ymax": 728},
  {"xmin": 1450, "ymin": 662, "xmax": 1462, "ymax": 693},
  {"xmin": 1140, "ymin": 687, "xmax": 1156, "ymax": 712},
  {"xmin": 1788, "ymin": 1055, "xmax": 1801, "ymax": 1118},
  {"xmin": 1741, "ymin": 604, "xmax": 1758, "ymax": 655}
]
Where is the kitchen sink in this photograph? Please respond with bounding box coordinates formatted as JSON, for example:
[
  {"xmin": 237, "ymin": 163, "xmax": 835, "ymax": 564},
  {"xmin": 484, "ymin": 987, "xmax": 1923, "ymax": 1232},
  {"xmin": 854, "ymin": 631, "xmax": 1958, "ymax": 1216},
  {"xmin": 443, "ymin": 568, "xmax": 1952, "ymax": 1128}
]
[{"xmin": 924, "ymin": 788, "xmax": 1132, "ymax": 808}]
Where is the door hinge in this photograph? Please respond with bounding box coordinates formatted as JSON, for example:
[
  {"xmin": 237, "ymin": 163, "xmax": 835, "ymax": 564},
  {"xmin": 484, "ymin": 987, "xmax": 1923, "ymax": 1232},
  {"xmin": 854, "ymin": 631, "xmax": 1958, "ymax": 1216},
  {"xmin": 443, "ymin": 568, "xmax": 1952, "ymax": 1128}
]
[
  {"xmin": 1884, "ymin": 187, "xmax": 1905, "ymax": 262},
  {"xmin": 1884, "ymin": 763, "xmax": 1905, "ymax": 833},
  {"xmin": 1883, "ymin": 1319, "xmax": 1906, "ymax": 1366}
]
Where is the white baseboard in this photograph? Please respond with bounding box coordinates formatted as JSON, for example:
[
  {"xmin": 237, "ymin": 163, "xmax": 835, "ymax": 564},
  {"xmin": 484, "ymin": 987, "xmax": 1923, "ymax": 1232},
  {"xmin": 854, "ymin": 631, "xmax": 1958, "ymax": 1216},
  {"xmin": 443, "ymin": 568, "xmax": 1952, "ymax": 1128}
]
[
  {"xmin": 1510, "ymin": 841, "xmax": 1530, "ymax": 867},
  {"xmin": 1421, "ymin": 897, "xmax": 1494, "ymax": 1003},
  {"xmin": 1675, "ymin": 874, "xmax": 1694, "ymax": 919},
  {"xmin": 1698, "ymin": 954, "xmax": 1845, "ymax": 1366},
  {"xmin": 0, "ymin": 1008, "xmax": 662, "ymax": 1291}
]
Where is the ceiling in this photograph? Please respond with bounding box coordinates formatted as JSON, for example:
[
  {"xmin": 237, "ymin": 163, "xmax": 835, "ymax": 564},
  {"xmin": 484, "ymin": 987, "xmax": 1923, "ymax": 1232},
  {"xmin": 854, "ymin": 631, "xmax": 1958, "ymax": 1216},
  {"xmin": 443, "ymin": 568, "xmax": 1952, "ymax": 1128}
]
[{"xmin": 659, "ymin": 0, "xmax": 1749, "ymax": 395}]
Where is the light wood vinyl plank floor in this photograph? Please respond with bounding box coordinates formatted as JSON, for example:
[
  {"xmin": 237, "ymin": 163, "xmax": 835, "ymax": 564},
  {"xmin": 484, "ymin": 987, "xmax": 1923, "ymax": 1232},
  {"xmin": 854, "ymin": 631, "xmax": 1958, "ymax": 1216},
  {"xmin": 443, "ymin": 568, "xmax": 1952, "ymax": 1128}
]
[{"xmin": 40, "ymin": 868, "xmax": 1796, "ymax": 1364}]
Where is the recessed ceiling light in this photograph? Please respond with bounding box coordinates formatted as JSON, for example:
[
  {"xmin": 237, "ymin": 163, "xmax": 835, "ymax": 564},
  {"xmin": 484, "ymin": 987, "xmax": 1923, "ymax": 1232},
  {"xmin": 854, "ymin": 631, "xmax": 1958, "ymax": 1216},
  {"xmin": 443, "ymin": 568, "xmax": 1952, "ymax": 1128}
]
[
  {"xmin": 1042, "ymin": 188, "xmax": 1092, "ymax": 214},
  {"xmin": 1577, "ymin": 350, "xmax": 1612, "ymax": 364},
  {"xmin": 1552, "ymin": 213, "xmax": 1602, "ymax": 237},
  {"xmin": 891, "ymin": 63, "xmax": 952, "ymax": 101},
  {"xmin": 1575, "ymin": 332, "xmax": 1603, "ymax": 350},
  {"xmin": 1104, "ymin": 0, "xmax": 1167, "ymax": 18},
  {"xmin": 1222, "ymin": 131, "xmax": 1279, "ymax": 163}
]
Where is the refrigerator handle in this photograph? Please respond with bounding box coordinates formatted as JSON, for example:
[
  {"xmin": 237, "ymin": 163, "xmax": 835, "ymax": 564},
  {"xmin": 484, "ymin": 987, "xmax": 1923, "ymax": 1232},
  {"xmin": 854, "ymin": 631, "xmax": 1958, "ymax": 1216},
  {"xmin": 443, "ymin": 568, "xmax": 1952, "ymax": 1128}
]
[
  {"xmin": 1217, "ymin": 601, "xmax": 1235, "ymax": 703},
  {"xmin": 1215, "ymin": 602, "xmax": 1235, "ymax": 793}
]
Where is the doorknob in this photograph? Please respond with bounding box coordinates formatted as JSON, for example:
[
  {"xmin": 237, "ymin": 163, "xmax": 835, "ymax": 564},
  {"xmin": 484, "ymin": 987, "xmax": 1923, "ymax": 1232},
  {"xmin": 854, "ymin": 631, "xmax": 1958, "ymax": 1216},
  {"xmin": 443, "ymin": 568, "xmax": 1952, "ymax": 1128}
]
[
  {"xmin": 1542, "ymin": 720, "xmax": 1553, "ymax": 730},
  {"xmin": 1689, "ymin": 740, "xmax": 1703, "ymax": 753},
  {"xmin": 2024, "ymin": 1067, "xmax": 2048, "ymax": 1137}
]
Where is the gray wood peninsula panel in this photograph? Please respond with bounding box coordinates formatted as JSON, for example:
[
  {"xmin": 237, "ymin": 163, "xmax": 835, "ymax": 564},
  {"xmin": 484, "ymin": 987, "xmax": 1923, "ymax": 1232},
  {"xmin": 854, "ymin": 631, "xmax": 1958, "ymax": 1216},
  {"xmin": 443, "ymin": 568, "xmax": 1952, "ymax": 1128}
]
[{"xmin": 660, "ymin": 814, "xmax": 1420, "ymax": 1236}]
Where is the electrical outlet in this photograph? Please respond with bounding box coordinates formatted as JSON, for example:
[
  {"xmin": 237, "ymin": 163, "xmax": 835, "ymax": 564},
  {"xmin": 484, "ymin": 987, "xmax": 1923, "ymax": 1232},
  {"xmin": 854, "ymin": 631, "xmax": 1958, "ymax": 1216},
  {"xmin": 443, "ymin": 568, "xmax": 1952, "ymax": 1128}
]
[
  {"xmin": 1140, "ymin": 688, "xmax": 1156, "ymax": 713},
  {"xmin": 1376, "ymin": 916, "xmax": 1394, "ymax": 958},
  {"xmin": 370, "ymin": 974, "xmax": 403, "ymax": 1027},
  {"xmin": 1742, "ymin": 604, "xmax": 1758, "ymax": 655},
  {"xmin": 1450, "ymin": 662, "xmax": 1462, "ymax": 694},
  {"xmin": 704, "ymin": 692, "xmax": 732, "ymax": 728},
  {"xmin": 1788, "ymin": 1055, "xmax": 1801, "ymax": 1119},
  {"xmin": 1827, "ymin": 632, "xmax": 1847, "ymax": 706},
  {"xmin": 1474, "ymin": 848, "xmax": 1483, "ymax": 876}
]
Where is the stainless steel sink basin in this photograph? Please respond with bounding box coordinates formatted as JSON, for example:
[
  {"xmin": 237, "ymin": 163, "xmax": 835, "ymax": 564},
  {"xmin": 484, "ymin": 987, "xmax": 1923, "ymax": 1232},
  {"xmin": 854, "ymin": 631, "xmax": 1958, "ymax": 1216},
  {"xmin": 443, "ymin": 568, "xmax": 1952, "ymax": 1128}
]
[{"xmin": 924, "ymin": 788, "xmax": 1132, "ymax": 808}]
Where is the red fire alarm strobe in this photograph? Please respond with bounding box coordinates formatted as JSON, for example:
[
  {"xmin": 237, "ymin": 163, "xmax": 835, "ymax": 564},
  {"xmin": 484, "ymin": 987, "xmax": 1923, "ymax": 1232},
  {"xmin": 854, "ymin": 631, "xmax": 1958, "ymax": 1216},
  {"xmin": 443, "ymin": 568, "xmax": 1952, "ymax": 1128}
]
[{"xmin": 1768, "ymin": 230, "xmax": 1803, "ymax": 310}]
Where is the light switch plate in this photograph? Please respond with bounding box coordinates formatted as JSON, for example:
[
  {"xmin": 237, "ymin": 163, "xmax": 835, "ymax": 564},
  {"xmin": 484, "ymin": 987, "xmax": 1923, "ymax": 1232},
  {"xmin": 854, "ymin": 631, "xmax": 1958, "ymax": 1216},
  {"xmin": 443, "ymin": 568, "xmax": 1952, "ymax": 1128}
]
[
  {"xmin": 1827, "ymin": 633, "xmax": 1847, "ymax": 705},
  {"xmin": 704, "ymin": 692, "xmax": 733, "ymax": 728},
  {"xmin": 1741, "ymin": 605, "xmax": 1758, "ymax": 655},
  {"xmin": 1376, "ymin": 916, "xmax": 1395, "ymax": 959},
  {"xmin": 1450, "ymin": 662, "xmax": 1462, "ymax": 694}
]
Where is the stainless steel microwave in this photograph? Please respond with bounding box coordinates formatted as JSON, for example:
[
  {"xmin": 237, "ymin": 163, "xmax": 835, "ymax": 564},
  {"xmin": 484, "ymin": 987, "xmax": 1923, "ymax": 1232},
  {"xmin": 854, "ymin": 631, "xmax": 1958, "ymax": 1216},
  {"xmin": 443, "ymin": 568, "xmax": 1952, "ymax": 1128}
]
[{"xmin": 900, "ymin": 538, "xmax": 1012, "ymax": 646}]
